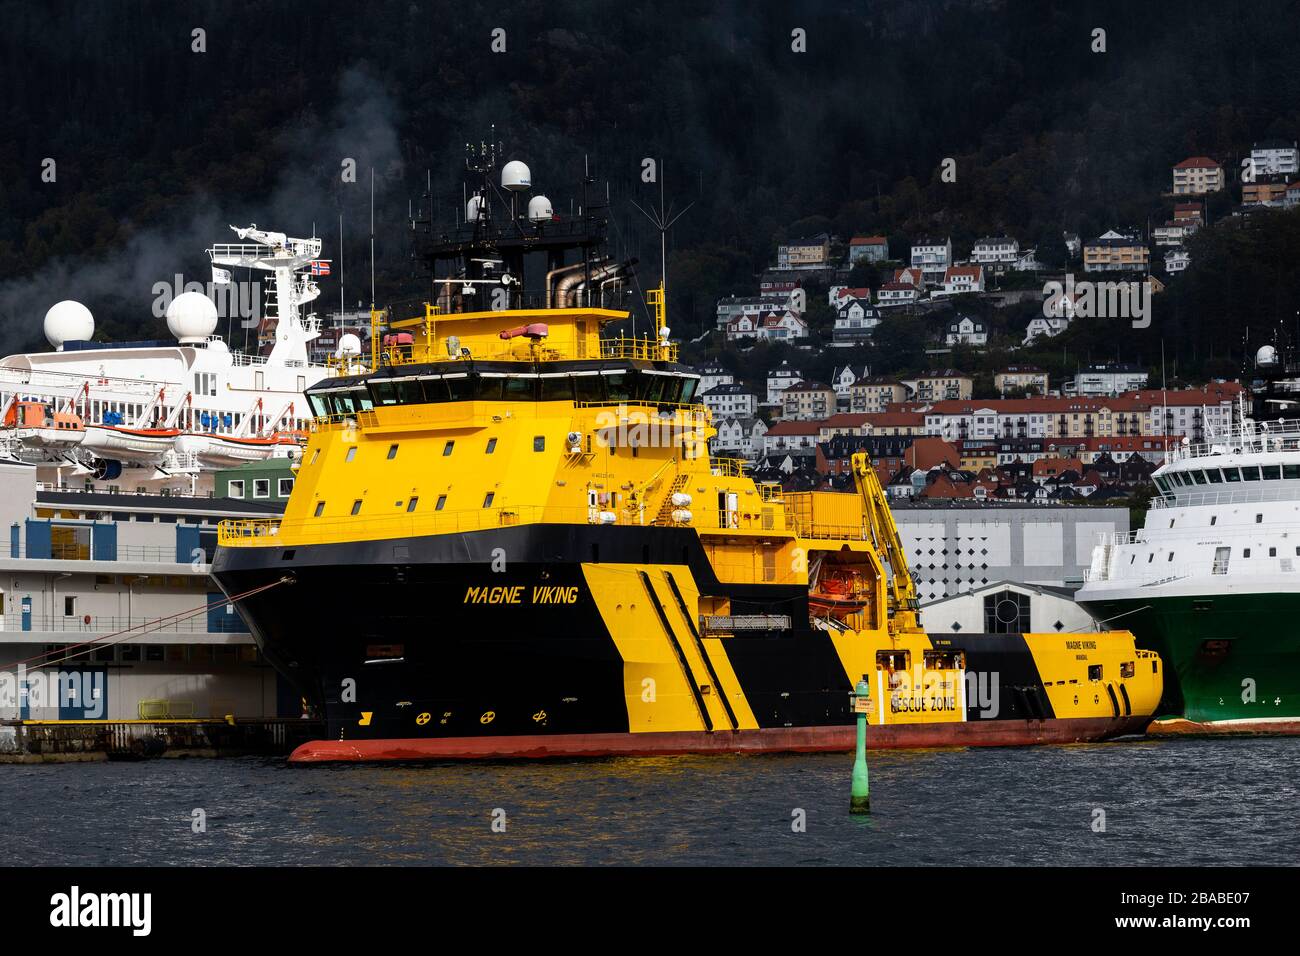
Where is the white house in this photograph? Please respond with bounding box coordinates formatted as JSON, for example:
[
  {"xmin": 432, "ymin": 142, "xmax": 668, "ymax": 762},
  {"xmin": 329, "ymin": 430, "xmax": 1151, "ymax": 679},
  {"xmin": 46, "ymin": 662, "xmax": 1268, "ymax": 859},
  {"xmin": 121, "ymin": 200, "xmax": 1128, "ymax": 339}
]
[
  {"xmin": 766, "ymin": 361, "xmax": 803, "ymax": 405},
  {"xmin": 697, "ymin": 364, "xmax": 734, "ymax": 393},
  {"xmin": 970, "ymin": 236, "xmax": 1019, "ymax": 273},
  {"xmin": 1152, "ymin": 221, "xmax": 1194, "ymax": 247},
  {"xmin": 832, "ymin": 299, "xmax": 881, "ymax": 344},
  {"xmin": 934, "ymin": 265, "xmax": 985, "ymax": 297},
  {"xmin": 1164, "ymin": 249, "xmax": 1190, "ymax": 274},
  {"xmin": 725, "ymin": 310, "xmax": 808, "ymax": 343},
  {"xmin": 1250, "ymin": 140, "xmax": 1299, "ymax": 177},
  {"xmin": 1069, "ymin": 363, "xmax": 1149, "ymax": 397},
  {"xmin": 848, "ymin": 236, "xmax": 889, "ymax": 263},
  {"xmin": 1024, "ymin": 315, "xmax": 1070, "ymax": 345},
  {"xmin": 877, "ymin": 282, "xmax": 918, "ymax": 307},
  {"xmin": 945, "ymin": 315, "xmax": 988, "ymax": 347},
  {"xmin": 910, "ymin": 237, "xmax": 952, "ymax": 284},
  {"xmin": 829, "ymin": 285, "xmax": 872, "ymax": 309},
  {"xmin": 711, "ymin": 416, "xmax": 769, "ymax": 458},
  {"xmin": 1013, "ymin": 248, "xmax": 1045, "ymax": 271},
  {"xmin": 831, "ymin": 364, "xmax": 870, "ymax": 397},
  {"xmin": 701, "ymin": 383, "xmax": 758, "ymax": 419}
]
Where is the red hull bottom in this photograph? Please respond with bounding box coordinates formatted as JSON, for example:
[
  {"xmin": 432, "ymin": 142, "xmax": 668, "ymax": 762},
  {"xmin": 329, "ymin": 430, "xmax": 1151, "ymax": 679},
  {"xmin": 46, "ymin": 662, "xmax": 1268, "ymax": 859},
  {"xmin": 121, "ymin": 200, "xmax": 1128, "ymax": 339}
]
[
  {"xmin": 1146, "ymin": 716, "xmax": 1300, "ymax": 737},
  {"xmin": 288, "ymin": 716, "xmax": 1151, "ymax": 763}
]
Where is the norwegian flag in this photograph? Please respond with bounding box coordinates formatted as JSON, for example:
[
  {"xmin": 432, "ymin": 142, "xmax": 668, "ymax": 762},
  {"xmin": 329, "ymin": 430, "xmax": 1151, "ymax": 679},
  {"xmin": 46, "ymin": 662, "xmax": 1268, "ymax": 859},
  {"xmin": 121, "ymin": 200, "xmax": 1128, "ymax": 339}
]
[{"xmin": 309, "ymin": 260, "xmax": 331, "ymax": 276}]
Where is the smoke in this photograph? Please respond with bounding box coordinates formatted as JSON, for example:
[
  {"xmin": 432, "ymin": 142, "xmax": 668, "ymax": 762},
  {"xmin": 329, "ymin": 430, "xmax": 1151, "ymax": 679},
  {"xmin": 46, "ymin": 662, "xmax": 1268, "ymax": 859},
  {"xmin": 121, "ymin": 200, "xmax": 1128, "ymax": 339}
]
[{"xmin": 0, "ymin": 64, "xmax": 403, "ymax": 349}]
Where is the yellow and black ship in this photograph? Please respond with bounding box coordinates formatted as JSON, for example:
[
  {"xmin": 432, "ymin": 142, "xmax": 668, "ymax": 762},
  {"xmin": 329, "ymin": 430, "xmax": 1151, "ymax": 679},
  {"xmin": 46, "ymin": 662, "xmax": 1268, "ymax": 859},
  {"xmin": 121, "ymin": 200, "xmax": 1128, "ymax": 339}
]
[{"xmin": 212, "ymin": 147, "xmax": 1162, "ymax": 761}]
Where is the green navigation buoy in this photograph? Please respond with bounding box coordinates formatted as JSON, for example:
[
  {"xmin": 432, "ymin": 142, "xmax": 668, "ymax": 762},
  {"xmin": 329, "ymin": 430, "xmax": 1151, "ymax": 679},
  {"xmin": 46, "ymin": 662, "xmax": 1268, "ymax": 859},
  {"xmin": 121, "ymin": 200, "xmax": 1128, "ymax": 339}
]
[{"xmin": 850, "ymin": 676, "xmax": 871, "ymax": 814}]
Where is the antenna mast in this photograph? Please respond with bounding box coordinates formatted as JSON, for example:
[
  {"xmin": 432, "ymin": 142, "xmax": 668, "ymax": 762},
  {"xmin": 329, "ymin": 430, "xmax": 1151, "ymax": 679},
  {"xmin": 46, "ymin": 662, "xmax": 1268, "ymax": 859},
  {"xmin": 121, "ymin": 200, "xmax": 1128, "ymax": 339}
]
[{"xmin": 631, "ymin": 158, "xmax": 693, "ymax": 340}]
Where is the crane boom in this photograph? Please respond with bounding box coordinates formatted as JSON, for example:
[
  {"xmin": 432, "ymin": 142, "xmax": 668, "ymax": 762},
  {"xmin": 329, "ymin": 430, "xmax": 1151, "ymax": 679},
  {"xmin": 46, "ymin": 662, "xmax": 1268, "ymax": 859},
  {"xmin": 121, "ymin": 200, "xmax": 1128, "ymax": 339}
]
[{"xmin": 850, "ymin": 451, "xmax": 920, "ymax": 633}]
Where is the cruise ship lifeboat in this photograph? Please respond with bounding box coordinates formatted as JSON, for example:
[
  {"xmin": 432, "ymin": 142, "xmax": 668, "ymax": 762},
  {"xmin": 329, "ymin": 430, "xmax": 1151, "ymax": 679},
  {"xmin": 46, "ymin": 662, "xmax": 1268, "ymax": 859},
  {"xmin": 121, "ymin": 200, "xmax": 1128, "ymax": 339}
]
[
  {"xmin": 175, "ymin": 431, "xmax": 298, "ymax": 468},
  {"xmin": 9, "ymin": 401, "xmax": 86, "ymax": 450},
  {"xmin": 80, "ymin": 423, "xmax": 180, "ymax": 463}
]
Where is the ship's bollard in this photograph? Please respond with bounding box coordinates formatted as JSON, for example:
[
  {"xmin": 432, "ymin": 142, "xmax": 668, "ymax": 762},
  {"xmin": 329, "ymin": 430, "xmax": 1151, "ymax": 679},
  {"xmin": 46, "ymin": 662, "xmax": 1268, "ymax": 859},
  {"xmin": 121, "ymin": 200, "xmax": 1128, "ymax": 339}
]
[{"xmin": 850, "ymin": 676, "xmax": 871, "ymax": 814}]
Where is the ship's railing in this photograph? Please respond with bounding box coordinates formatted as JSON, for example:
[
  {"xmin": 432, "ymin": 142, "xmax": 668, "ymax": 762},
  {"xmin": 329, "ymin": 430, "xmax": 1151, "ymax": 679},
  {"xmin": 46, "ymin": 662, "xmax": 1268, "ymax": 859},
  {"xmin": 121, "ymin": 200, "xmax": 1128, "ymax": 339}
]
[
  {"xmin": 219, "ymin": 497, "xmax": 810, "ymax": 547},
  {"xmin": 1165, "ymin": 419, "xmax": 1300, "ymax": 463},
  {"xmin": 599, "ymin": 336, "xmax": 679, "ymax": 362},
  {"xmin": 1150, "ymin": 485, "xmax": 1300, "ymax": 509},
  {"xmin": 3, "ymin": 613, "xmax": 236, "ymax": 634},
  {"xmin": 709, "ymin": 457, "xmax": 748, "ymax": 477}
]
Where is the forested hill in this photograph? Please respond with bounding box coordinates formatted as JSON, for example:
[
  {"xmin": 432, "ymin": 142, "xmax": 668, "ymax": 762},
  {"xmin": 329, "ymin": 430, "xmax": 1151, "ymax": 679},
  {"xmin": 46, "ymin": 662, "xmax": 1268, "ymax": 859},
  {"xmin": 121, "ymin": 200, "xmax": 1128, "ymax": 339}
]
[{"xmin": 1, "ymin": 0, "xmax": 1298, "ymax": 373}]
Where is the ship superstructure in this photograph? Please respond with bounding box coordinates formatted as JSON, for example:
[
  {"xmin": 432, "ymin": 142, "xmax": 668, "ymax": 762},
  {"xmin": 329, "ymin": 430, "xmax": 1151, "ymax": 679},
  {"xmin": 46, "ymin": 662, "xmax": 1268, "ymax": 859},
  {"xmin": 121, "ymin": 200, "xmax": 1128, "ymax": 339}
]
[
  {"xmin": 1079, "ymin": 345, "xmax": 1300, "ymax": 730},
  {"xmin": 0, "ymin": 225, "xmax": 332, "ymax": 492},
  {"xmin": 212, "ymin": 145, "xmax": 1161, "ymax": 761}
]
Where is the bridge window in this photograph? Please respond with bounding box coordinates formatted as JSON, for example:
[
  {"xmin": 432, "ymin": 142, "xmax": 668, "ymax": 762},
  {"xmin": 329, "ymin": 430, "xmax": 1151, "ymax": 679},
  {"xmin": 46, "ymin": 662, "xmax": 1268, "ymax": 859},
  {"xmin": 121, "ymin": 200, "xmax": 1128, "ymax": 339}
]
[
  {"xmin": 1206, "ymin": 468, "xmax": 1223, "ymax": 483},
  {"xmin": 1263, "ymin": 465, "xmax": 1282, "ymax": 480},
  {"xmin": 1242, "ymin": 466, "xmax": 1261, "ymax": 481},
  {"xmin": 1191, "ymin": 470, "xmax": 1208, "ymax": 484}
]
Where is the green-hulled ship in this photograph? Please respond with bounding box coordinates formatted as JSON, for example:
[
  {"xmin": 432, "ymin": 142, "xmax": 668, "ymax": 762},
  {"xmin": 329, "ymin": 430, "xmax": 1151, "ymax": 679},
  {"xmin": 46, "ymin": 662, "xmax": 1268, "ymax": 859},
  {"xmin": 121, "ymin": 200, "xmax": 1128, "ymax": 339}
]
[{"xmin": 1077, "ymin": 345, "xmax": 1300, "ymax": 734}]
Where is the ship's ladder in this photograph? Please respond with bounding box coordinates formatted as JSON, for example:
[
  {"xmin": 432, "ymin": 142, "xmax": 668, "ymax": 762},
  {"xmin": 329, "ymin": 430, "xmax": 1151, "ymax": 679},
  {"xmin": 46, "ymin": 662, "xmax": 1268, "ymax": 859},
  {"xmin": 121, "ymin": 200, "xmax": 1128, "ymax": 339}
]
[{"xmin": 653, "ymin": 473, "xmax": 691, "ymax": 526}]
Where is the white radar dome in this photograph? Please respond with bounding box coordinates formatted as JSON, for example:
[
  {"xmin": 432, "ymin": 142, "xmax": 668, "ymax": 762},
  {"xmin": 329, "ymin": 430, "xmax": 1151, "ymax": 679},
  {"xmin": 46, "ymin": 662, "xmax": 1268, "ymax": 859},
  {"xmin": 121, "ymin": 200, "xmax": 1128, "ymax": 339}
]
[
  {"xmin": 1256, "ymin": 345, "xmax": 1279, "ymax": 366},
  {"xmin": 338, "ymin": 333, "xmax": 362, "ymax": 356},
  {"xmin": 501, "ymin": 160, "xmax": 532, "ymax": 191},
  {"xmin": 527, "ymin": 195, "xmax": 553, "ymax": 222},
  {"xmin": 466, "ymin": 195, "xmax": 485, "ymax": 222},
  {"xmin": 166, "ymin": 291, "xmax": 219, "ymax": 343},
  {"xmin": 44, "ymin": 300, "xmax": 95, "ymax": 350}
]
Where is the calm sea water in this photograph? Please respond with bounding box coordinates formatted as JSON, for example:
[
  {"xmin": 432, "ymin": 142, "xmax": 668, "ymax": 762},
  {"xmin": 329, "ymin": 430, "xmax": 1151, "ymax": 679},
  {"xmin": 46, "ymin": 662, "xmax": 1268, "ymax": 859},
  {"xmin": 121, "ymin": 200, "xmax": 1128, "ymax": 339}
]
[{"xmin": 2, "ymin": 737, "xmax": 1297, "ymax": 866}]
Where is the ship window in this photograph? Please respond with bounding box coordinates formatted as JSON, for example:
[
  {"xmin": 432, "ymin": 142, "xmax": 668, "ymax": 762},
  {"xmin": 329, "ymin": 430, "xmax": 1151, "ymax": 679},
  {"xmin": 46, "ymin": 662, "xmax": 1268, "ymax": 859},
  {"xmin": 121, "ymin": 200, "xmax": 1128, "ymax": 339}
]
[
  {"xmin": 311, "ymin": 449, "xmax": 320, "ymax": 465},
  {"xmin": 407, "ymin": 497, "xmax": 419, "ymax": 512},
  {"xmin": 435, "ymin": 495, "xmax": 446, "ymax": 511},
  {"xmin": 1168, "ymin": 552, "xmax": 1175, "ymax": 561},
  {"xmin": 393, "ymin": 380, "xmax": 424, "ymax": 405},
  {"xmin": 442, "ymin": 440, "xmax": 454, "ymax": 456},
  {"xmin": 680, "ymin": 379, "xmax": 698, "ymax": 403},
  {"xmin": 1256, "ymin": 514, "xmax": 1263, "ymax": 523},
  {"xmin": 351, "ymin": 500, "xmax": 363, "ymax": 516},
  {"xmin": 1147, "ymin": 553, "xmax": 1154, "ymax": 563},
  {"xmin": 533, "ymin": 436, "xmax": 545, "ymax": 452},
  {"xmin": 1244, "ymin": 548, "xmax": 1252, "ymax": 558},
  {"xmin": 1223, "ymin": 467, "xmax": 1241, "ymax": 482},
  {"xmin": 1242, "ymin": 466, "xmax": 1261, "ymax": 481},
  {"xmin": 573, "ymin": 375, "xmax": 605, "ymax": 403},
  {"xmin": 876, "ymin": 649, "xmax": 910, "ymax": 671},
  {"xmin": 1270, "ymin": 547, "xmax": 1277, "ymax": 557},
  {"xmin": 539, "ymin": 376, "xmax": 575, "ymax": 402},
  {"xmin": 314, "ymin": 502, "xmax": 325, "ymax": 517},
  {"xmin": 1263, "ymin": 465, "xmax": 1282, "ymax": 480},
  {"xmin": 1088, "ymin": 664, "xmax": 1103, "ymax": 681},
  {"xmin": 254, "ymin": 480, "xmax": 270, "ymax": 499},
  {"xmin": 307, "ymin": 395, "xmax": 327, "ymax": 417},
  {"xmin": 483, "ymin": 492, "xmax": 495, "ymax": 508},
  {"xmin": 278, "ymin": 478, "xmax": 294, "ymax": 496},
  {"xmin": 1206, "ymin": 468, "xmax": 1223, "ymax": 483},
  {"xmin": 485, "ymin": 438, "xmax": 497, "ymax": 454},
  {"xmin": 1210, "ymin": 516, "xmax": 1217, "ymax": 525},
  {"xmin": 445, "ymin": 377, "xmax": 474, "ymax": 402},
  {"xmin": 504, "ymin": 376, "xmax": 537, "ymax": 401},
  {"xmin": 605, "ymin": 373, "xmax": 633, "ymax": 402},
  {"xmin": 1286, "ymin": 464, "xmax": 1300, "ymax": 479},
  {"xmin": 64, "ymin": 596, "xmax": 75, "ymax": 616},
  {"xmin": 1191, "ymin": 470, "xmax": 1207, "ymax": 484},
  {"xmin": 227, "ymin": 480, "xmax": 245, "ymax": 499},
  {"xmin": 345, "ymin": 447, "xmax": 357, "ymax": 463},
  {"xmin": 387, "ymin": 444, "xmax": 399, "ymax": 460},
  {"xmin": 473, "ymin": 376, "xmax": 504, "ymax": 401}
]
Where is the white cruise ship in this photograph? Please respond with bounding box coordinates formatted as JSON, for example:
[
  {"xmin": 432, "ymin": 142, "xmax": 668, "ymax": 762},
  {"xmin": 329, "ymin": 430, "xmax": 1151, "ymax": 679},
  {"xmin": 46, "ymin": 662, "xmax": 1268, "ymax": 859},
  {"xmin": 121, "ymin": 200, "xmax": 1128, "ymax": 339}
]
[
  {"xmin": 0, "ymin": 225, "xmax": 337, "ymax": 493},
  {"xmin": 1077, "ymin": 346, "xmax": 1300, "ymax": 732}
]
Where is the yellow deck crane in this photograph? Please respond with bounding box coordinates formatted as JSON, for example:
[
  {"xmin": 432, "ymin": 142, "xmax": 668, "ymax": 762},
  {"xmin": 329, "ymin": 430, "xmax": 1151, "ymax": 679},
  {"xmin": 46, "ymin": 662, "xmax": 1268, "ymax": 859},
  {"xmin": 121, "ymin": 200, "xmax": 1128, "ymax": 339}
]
[{"xmin": 850, "ymin": 451, "xmax": 921, "ymax": 635}]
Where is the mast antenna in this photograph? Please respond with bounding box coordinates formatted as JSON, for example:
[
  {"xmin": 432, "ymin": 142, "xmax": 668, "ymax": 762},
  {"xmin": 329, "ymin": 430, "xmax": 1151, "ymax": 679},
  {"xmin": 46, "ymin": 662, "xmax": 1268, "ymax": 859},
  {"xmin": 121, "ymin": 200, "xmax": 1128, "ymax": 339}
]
[{"xmin": 631, "ymin": 158, "xmax": 693, "ymax": 339}]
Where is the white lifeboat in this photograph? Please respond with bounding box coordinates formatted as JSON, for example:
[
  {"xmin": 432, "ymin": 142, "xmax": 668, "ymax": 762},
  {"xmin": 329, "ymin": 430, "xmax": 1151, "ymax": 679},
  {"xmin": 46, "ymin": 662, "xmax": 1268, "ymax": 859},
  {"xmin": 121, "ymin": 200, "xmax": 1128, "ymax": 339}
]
[{"xmin": 12, "ymin": 400, "xmax": 86, "ymax": 450}]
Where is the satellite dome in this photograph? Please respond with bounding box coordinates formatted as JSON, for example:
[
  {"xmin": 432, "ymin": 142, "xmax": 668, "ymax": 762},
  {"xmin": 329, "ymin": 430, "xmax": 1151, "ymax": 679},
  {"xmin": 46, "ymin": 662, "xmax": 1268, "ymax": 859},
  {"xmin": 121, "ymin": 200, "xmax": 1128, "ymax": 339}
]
[
  {"xmin": 165, "ymin": 291, "xmax": 219, "ymax": 343},
  {"xmin": 466, "ymin": 195, "xmax": 485, "ymax": 222},
  {"xmin": 501, "ymin": 160, "xmax": 531, "ymax": 191},
  {"xmin": 338, "ymin": 332, "xmax": 362, "ymax": 356},
  {"xmin": 43, "ymin": 300, "xmax": 95, "ymax": 350},
  {"xmin": 1256, "ymin": 345, "xmax": 1279, "ymax": 367},
  {"xmin": 527, "ymin": 195, "xmax": 553, "ymax": 222}
]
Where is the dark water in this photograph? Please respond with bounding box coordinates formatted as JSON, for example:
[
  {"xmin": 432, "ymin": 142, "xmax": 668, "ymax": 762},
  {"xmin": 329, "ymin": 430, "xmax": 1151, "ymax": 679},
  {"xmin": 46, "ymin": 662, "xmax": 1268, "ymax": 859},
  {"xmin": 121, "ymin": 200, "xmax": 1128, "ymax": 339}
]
[{"xmin": 3, "ymin": 737, "xmax": 1297, "ymax": 865}]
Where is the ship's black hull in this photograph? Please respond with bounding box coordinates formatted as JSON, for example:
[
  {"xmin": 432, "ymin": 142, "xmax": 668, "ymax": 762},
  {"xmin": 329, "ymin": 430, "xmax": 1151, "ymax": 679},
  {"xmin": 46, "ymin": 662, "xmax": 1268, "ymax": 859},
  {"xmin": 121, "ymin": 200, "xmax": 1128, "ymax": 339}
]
[{"xmin": 213, "ymin": 524, "xmax": 1132, "ymax": 758}]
